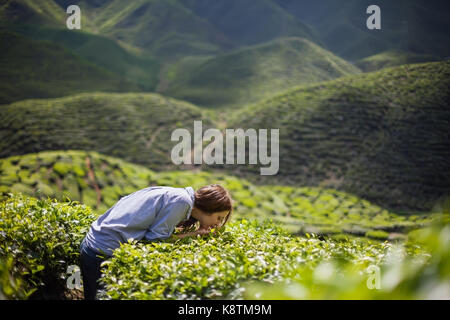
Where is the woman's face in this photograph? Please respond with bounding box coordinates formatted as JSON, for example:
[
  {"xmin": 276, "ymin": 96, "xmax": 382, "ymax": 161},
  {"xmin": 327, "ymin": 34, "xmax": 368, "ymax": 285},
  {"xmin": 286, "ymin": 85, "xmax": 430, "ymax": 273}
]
[{"xmin": 197, "ymin": 210, "xmax": 229, "ymax": 229}]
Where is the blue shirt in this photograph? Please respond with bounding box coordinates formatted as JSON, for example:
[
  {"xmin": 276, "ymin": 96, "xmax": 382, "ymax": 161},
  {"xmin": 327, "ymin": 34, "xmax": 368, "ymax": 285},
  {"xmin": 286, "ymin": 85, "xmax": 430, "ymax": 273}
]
[{"xmin": 84, "ymin": 186, "xmax": 195, "ymax": 256}]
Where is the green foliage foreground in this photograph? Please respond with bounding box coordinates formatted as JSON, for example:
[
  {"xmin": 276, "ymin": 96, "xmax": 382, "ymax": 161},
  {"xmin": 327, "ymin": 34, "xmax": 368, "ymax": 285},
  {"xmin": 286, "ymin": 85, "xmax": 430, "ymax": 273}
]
[
  {"xmin": 245, "ymin": 224, "xmax": 450, "ymax": 299},
  {"xmin": 1, "ymin": 193, "xmax": 449, "ymax": 300},
  {"xmin": 99, "ymin": 219, "xmax": 449, "ymax": 300},
  {"xmin": 0, "ymin": 193, "xmax": 97, "ymax": 299}
]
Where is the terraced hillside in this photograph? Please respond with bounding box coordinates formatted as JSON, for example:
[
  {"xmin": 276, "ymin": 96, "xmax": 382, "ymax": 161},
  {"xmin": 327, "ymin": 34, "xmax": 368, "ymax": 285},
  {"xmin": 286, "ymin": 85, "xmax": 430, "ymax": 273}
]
[
  {"xmin": 166, "ymin": 37, "xmax": 361, "ymax": 108},
  {"xmin": 0, "ymin": 31, "xmax": 137, "ymax": 104},
  {"xmin": 0, "ymin": 151, "xmax": 155, "ymax": 214},
  {"xmin": 2, "ymin": 63, "xmax": 449, "ymax": 212},
  {"xmin": 1, "ymin": 151, "xmax": 447, "ymax": 240},
  {"xmin": 0, "ymin": 92, "xmax": 216, "ymax": 170},
  {"xmin": 222, "ymin": 61, "xmax": 450, "ymax": 212}
]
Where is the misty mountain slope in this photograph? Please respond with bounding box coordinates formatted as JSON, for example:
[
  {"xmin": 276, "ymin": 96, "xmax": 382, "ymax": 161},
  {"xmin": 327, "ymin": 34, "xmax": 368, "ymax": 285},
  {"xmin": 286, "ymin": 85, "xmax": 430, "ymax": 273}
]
[
  {"xmin": 274, "ymin": 0, "xmax": 450, "ymax": 60},
  {"xmin": 0, "ymin": 0, "xmax": 65, "ymax": 27},
  {"xmin": 60, "ymin": 0, "xmax": 235, "ymax": 61},
  {"xmin": 56, "ymin": 0, "xmax": 321, "ymax": 56},
  {"xmin": 179, "ymin": 0, "xmax": 320, "ymax": 46},
  {"xmin": 7, "ymin": 24, "xmax": 161, "ymax": 91},
  {"xmin": 0, "ymin": 31, "xmax": 137, "ymax": 104}
]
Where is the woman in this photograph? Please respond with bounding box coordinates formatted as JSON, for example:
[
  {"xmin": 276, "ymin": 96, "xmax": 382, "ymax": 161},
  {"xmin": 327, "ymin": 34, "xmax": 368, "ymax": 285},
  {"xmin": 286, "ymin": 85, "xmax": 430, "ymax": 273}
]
[{"xmin": 79, "ymin": 184, "xmax": 233, "ymax": 300}]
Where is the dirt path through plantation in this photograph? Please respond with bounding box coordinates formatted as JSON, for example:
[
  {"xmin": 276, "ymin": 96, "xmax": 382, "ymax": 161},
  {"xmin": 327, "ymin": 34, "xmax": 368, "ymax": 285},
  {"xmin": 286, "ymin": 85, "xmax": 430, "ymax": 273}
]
[{"xmin": 85, "ymin": 156, "xmax": 102, "ymax": 207}]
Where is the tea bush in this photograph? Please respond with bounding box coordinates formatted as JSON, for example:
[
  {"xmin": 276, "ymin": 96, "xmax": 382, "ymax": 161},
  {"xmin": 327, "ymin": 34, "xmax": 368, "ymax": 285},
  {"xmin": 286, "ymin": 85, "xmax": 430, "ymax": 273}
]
[
  {"xmin": 244, "ymin": 223, "xmax": 450, "ymax": 299},
  {"xmin": 0, "ymin": 193, "xmax": 444, "ymax": 300},
  {"xmin": 0, "ymin": 151, "xmax": 157, "ymax": 214},
  {"xmin": 99, "ymin": 219, "xmax": 419, "ymax": 300},
  {"xmin": 0, "ymin": 193, "xmax": 97, "ymax": 298},
  {"xmin": 0, "ymin": 255, "xmax": 28, "ymax": 300}
]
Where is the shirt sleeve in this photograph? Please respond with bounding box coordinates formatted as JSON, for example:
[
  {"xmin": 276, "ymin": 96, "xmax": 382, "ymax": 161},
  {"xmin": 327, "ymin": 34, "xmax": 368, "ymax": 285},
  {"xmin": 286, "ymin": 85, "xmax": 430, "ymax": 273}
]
[{"xmin": 144, "ymin": 201, "xmax": 190, "ymax": 241}]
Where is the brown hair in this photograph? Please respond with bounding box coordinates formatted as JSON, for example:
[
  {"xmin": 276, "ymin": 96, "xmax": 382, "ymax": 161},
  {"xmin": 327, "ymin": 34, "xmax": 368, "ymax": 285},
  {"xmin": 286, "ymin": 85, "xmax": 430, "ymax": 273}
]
[{"xmin": 177, "ymin": 184, "xmax": 233, "ymax": 231}]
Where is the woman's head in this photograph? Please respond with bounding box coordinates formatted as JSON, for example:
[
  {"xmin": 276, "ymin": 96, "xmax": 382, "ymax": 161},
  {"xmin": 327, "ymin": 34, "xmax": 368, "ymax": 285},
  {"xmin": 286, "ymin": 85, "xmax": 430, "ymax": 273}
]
[{"xmin": 178, "ymin": 184, "xmax": 233, "ymax": 230}]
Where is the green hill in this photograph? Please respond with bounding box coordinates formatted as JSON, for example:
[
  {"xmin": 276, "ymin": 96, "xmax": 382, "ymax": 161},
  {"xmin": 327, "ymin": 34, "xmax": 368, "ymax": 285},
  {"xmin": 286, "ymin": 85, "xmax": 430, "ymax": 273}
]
[
  {"xmin": 165, "ymin": 37, "xmax": 361, "ymax": 108},
  {"xmin": 58, "ymin": 0, "xmax": 235, "ymax": 61},
  {"xmin": 222, "ymin": 61, "xmax": 450, "ymax": 212},
  {"xmin": 4, "ymin": 0, "xmax": 449, "ymax": 65},
  {"xmin": 68, "ymin": 0, "xmax": 323, "ymax": 90},
  {"xmin": 2, "ymin": 62, "xmax": 448, "ymax": 213},
  {"xmin": 54, "ymin": 0, "xmax": 320, "ymax": 60},
  {"xmin": 275, "ymin": 0, "xmax": 450, "ymax": 60},
  {"xmin": 7, "ymin": 25, "xmax": 160, "ymax": 91},
  {"xmin": 355, "ymin": 50, "xmax": 442, "ymax": 72},
  {"xmin": 1, "ymin": 150, "xmax": 446, "ymax": 239},
  {"xmin": 0, "ymin": 31, "xmax": 138, "ymax": 104},
  {"xmin": 2, "ymin": 59, "xmax": 448, "ymax": 213},
  {"xmin": 0, "ymin": 92, "xmax": 216, "ymax": 170}
]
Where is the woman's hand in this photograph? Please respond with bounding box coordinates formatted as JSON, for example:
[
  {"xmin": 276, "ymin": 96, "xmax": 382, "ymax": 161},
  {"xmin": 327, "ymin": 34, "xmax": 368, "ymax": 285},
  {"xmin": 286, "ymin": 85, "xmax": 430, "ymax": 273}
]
[
  {"xmin": 198, "ymin": 225, "xmax": 223, "ymax": 237},
  {"xmin": 196, "ymin": 227, "xmax": 212, "ymax": 236},
  {"xmin": 197, "ymin": 225, "xmax": 224, "ymax": 236},
  {"xmin": 171, "ymin": 226, "xmax": 213, "ymax": 240}
]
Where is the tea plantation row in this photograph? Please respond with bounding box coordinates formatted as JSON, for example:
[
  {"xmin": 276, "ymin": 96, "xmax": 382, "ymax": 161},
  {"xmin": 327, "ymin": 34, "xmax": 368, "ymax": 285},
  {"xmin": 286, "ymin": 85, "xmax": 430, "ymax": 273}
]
[{"xmin": 1, "ymin": 150, "xmax": 446, "ymax": 240}]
